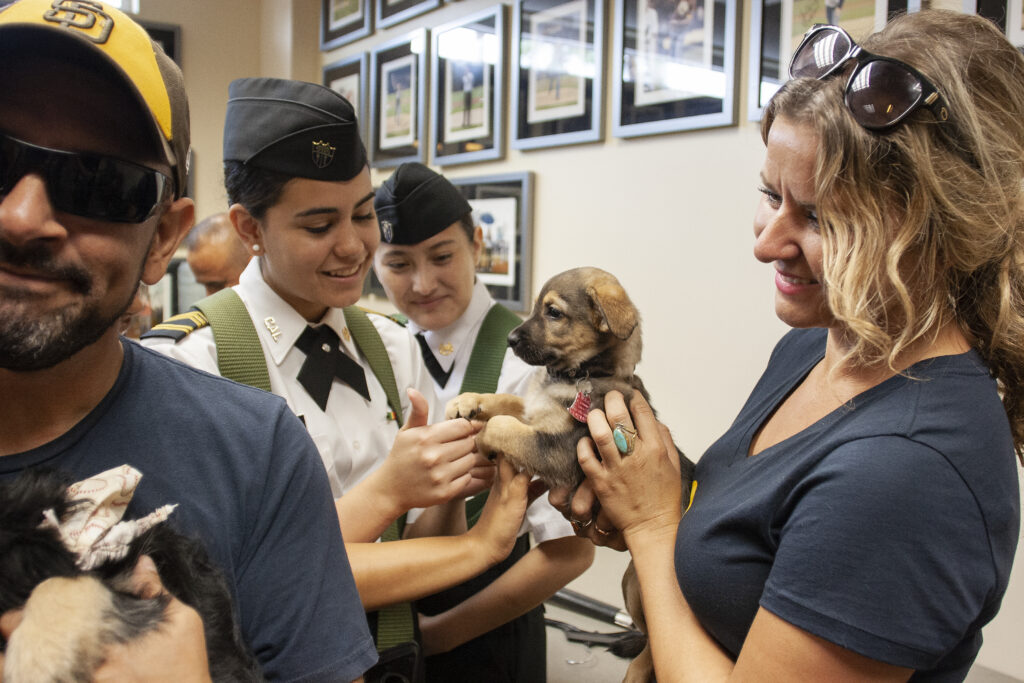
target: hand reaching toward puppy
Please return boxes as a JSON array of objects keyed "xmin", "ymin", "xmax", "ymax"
[
  {"xmin": 339, "ymin": 388, "xmax": 496, "ymax": 541},
  {"xmin": 467, "ymin": 456, "xmax": 534, "ymax": 566},
  {"xmin": 383, "ymin": 389, "xmax": 496, "ymax": 507}
]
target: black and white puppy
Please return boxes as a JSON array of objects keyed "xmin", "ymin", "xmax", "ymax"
[{"xmin": 0, "ymin": 468, "xmax": 262, "ymax": 682}]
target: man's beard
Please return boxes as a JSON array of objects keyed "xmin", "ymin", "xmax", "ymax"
[{"xmin": 0, "ymin": 238, "xmax": 141, "ymax": 372}]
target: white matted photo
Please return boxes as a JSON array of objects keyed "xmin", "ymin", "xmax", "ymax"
[
  {"xmin": 329, "ymin": 0, "xmax": 362, "ymax": 30},
  {"xmin": 330, "ymin": 72, "xmax": 360, "ymax": 113},
  {"xmin": 380, "ymin": 55, "xmax": 416, "ymax": 149},
  {"xmin": 444, "ymin": 60, "xmax": 491, "ymax": 143},
  {"xmin": 471, "ymin": 197, "xmax": 518, "ymax": 288},
  {"xmin": 1009, "ymin": 0, "xmax": 1024, "ymax": 47},
  {"xmin": 634, "ymin": 0, "xmax": 715, "ymax": 107},
  {"xmin": 526, "ymin": 0, "xmax": 587, "ymax": 124}
]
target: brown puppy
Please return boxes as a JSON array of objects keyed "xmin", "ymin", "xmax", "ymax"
[
  {"xmin": 446, "ymin": 267, "xmax": 645, "ymax": 487},
  {"xmin": 445, "ymin": 266, "xmax": 692, "ymax": 683}
]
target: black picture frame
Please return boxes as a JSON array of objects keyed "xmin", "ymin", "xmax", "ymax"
[
  {"xmin": 370, "ymin": 29, "xmax": 429, "ymax": 168},
  {"xmin": 378, "ymin": 0, "xmax": 442, "ymax": 29},
  {"xmin": 611, "ymin": 0, "xmax": 738, "ymax": 137},
  {"xmin": 431, "ymin": 5, "xmax": 506, "ymax": 166},
  {"xmin": 748, "ymin": 0, "xmax": 901, "ymax": 121},
  {"xmin": 139, "ymin": 19, "xmax": 181, "ymax": 66},
  {"xmin": 510, "ymin": 0, "xmax": 605, "ymax": 150},
  {"xmin": 450, "ymin": 172, "xmax": 534, "ymax": 312},
  {"xmin": 323, "ymin": 53, "xmax": 369, "ymax": 147},
  {"xmin": 968, "ymin": 0, "xmax": 1024, "ymax": 45},
  {"xmin": 321, "ymin": 0, "xmax": 372, "ymax": 51}
]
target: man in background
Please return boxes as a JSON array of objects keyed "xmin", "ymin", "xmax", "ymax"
[{"xmin": 185, "ymin": 212, "xmax": 251, "ymax": 295}]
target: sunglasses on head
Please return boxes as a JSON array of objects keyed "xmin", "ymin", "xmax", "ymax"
[
  {"xmin": 0, "ymin": 132, "xmax": 173, "ymax": 224},
  {"xmin": 789, "ymin": 25, "xmax": 951, "ymax": 131}
]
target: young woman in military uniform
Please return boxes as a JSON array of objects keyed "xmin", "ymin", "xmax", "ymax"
[
  {"xmin": 142, "ymin": 78, "xmax": 530, "ymax": 678},
  {"xmin": 373, "ymin": 163, "xmax": 595, "ymax": 683}
]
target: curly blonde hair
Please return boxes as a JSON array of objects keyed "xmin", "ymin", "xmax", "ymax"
[{"xmin": 762, "ymin": 10, "xmax": 1024, "ymax": 459}]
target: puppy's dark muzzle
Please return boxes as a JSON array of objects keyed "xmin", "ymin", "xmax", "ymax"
[
  {"xmin": 507, "ymin": 326, "xmax": 524, "ymax": 352},
  {"xmin": 507, "ymin": 325, "xmax": 547, "ymax": 366}
]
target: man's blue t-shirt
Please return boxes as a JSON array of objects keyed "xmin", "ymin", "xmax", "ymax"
[
  {"xmin": 0, "ymin": 340, "xmax": 378, "ymax": 682},
  {"xmin": 677, "ymin": 328, "xmax": 1020, "ymax": 680}
]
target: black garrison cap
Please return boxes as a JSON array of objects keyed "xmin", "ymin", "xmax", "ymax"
[
  {"xmin": 223, "ymin": 77, "xmax": 366, "ymax": 181},
  {"xmin": 374, "ymin": 163, "xmax": 472, "ymax": 244}
]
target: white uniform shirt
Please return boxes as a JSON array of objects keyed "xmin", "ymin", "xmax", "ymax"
[
  {"xmin": 142, "ymin": 258, "xmax": 440, "ymax": 498},
  {"xmin": 408, "ymin": 280, "xmax": 575, "ymax": 544}
]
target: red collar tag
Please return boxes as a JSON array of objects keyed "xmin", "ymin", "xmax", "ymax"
[{"xmin": 568, "ymin": 391, "xmax": 591, "ymax": 423}]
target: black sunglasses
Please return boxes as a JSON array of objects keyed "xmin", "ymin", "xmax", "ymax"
[
  {"xmin": 0, "ymin": 132, "xmax": 173, "ymax": 224},
  {"xmin": 789, "ymin": 25, "xmax": 951, "ymax": 131}
]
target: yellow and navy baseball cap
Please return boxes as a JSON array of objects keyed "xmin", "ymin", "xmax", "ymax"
[
  {"xmin": 0, "ymin": 0, "xmax": 191, "ymax": 198},
  {"xmin": 223, "ymin": 77, "xmax": 367, "ymax": 182},
  {"xmin": 374, "ymin": 163, "xmax": 471, "ymax": 245}
]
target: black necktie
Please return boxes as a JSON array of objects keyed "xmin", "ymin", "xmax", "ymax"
[
  {"xmin": 415, "ymin": 333, "xmax": 453, "ymax": 388},
  {"xmin": 294, "ymin": 325, "xmax": 370, "ymax": 409}
]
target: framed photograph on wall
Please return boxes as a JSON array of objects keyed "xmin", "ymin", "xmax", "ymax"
[
  {"xmin": 321, "ymin": 0, "xmax": 372, "ymax": 50},
  {"xmin": 378, "ymin": 0, "xmax": 441, "ymax": 29},
  {"xmin": 748, "ymin": 0, "xmax": 899, "ymax": 121},
  {"xmin": 510, "ymin": 0, "xmax": 605, "ymax": 150},
  {"xmin": 611, "ymin": 0, "xmax": 738, "ymax": 137},
  {"xmin": 450, "ymin": 172, "xmax": 534, "ymax": 312},
  {"xmin": 323, "ymin": 53, "xmax": 368, "ymax": 146},
  {"xmin": 431, "ymin": 5, "xmax": 506, "ymax": 165},
  {"xmin": 370, "ymin": 30, "xmax": 429, "ymax": 168}
]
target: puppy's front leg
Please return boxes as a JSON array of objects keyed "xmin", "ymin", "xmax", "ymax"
[
  {"xmin": 475, "ymin": 416, "xmax": 536, "ymax": 467},
  {"xmin": 445, "ymin": 393, "xmax": 525, "ymax": 421}
]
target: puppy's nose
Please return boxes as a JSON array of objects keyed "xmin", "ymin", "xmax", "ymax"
[{"xmin": 507, "ymin": 327, "xmax": 522, "ymax": 350}]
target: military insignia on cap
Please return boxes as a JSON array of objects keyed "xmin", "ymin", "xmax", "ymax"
[
  {"xmin": 311, "ymin": 140, "xmax": 336, "ymax": 169},
  {"xmin": 44, "ymin": 1, "xmax": 115, "ymax": 43},
  {"xmin": 381, "ymin": 220, "xmax": 394, "ymax": 243}
]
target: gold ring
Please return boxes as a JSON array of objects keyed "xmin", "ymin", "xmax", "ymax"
[
  {"xmin": 613, "ymin": 423, "xmax": 637, "ymax": 455},
  {"xmin": 594, "ymin": 525, "xmax": 614, "ymax": 537},
  {"xmin": 570, "ymin": 518, "xmax": 593, "ymax": 533}
]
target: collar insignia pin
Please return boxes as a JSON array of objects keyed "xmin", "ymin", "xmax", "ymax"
[
  {"xmin": 342, "ymin": 327, "xmax": 351, "ymax": 342},
  {"xmin": 264, "ymin": 317, "xmax": 281, "ymax": 342},
  {"xmin": 439, "ymin": 342, "xmax": 454, "ymax": 356}
]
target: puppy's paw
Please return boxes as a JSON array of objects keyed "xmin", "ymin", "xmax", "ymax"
[
  {"xmin": 445, "ymin": 393, "xmax": 486, "ymax": 420},
  {"xmin": 475, "ymin": 430, "xmax": 501, "ymax": 461}
]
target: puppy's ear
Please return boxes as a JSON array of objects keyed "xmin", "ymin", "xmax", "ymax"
[{"xmin": 587, "ymin": 280, "xmax": 638, "ymax": 340}]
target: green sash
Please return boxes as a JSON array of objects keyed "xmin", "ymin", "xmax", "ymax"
[
  {"xmin": 460, "ymin": 304, "xmax": 523, "ymax": 528},
  {"xmin": 341, "ymin": 307, "xmax": 413, "ymax": 651},
  {"xmin": 193, "ymin": 289, "xmax": 272, "ymax": 392}
]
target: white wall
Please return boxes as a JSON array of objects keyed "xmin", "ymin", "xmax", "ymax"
[{"xmin": 137, "ymin": 0, "xmax": 1023, "ymax": 677}]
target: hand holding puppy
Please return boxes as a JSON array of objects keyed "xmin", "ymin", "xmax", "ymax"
[{"xmin": 577, "ymin": 391, "xmax": 684, "ymax": 548}]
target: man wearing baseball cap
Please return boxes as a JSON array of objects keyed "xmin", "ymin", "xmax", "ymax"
[{"xmin": 0, "ymin": 1, "xmax": 376, "ymax": 680}]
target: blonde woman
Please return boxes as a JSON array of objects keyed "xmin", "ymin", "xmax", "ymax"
[{"xmin": 563, "ymin": 11, "xmax": 1024, "ymax": 681}]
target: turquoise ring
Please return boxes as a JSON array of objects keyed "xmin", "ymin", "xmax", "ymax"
[{"xmin": 613, "ymin": 423, "xmax": 637, "ymax": 455}]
